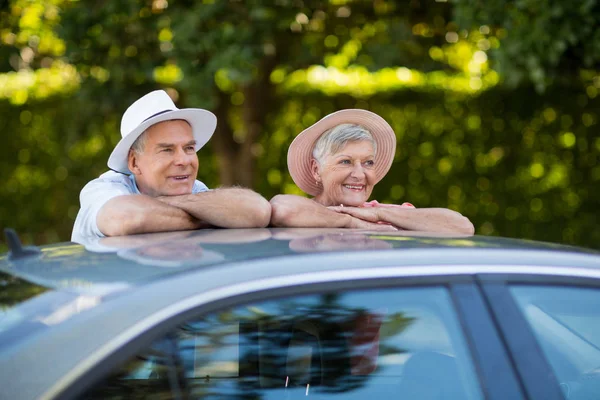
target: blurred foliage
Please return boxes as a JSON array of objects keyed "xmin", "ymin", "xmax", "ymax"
[
  {"xmin": 453, "ymin": 0, "xmax": 600, "ymax": 92},
  {"xmin": 0, "ymin": 270, "xmax": 47, "ymax": 309},
  {"xmin": 0, "ymin": 0, "xmax": 599, "ymax": 250}
]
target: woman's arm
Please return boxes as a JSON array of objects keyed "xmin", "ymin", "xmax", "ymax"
[
  {"xmin": 270, "ymin": 195, "xmax": 396, "ymax": 230},
  {"xmin": 330, "ymin": 206, "xmax": 475, "ymax": 235}
]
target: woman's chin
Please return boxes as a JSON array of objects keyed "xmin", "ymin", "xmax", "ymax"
[{"xmin": 335, "ymin": 195, "xmax": 367, "ymax": 207}]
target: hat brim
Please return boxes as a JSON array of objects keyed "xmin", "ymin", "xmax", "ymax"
[
  {"xmin": 287, "ymin": 109, "xmax": 396, "ymax": 196},
  {"xmin": 108, "ymin": 108, "xmax": 217, "ymax": 174}
]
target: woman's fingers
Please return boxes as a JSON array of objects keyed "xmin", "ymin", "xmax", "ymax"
[
  {"xmin": 334, "ymin": 207, "xmax": 379, "ymax": 222},
  {"xmin": 352, "ymin": 218, "xmax": 398, "ymax": 231}
]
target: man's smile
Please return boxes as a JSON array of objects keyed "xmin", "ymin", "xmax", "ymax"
[{"xmin": 169, "ymin": 175, "xmax": 191, "ymax": 182}]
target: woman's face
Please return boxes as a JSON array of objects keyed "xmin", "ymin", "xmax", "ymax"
[{"xmin": 312, "ymin": 140, "xmax": 377, "ymax": 206}]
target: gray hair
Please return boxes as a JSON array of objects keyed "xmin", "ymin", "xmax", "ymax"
[
  {"xmin": 312, "ymin": 123, "xmax": 377, "ymax": 164},
  {"xmin": 130, "ymin": 119, "xmax": 192, "ymax": 154},
  {"xmin": 130, "ymin": 130, "xmax": 149, "ymax": 154}
]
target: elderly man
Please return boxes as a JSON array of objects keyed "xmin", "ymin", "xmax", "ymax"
[{"xmin": 72, "ymin": 90, "xmax": 271, "ymax": 243}]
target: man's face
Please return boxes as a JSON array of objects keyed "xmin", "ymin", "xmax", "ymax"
[{"xmin": 128, "ymin": 120, "xmax": 198, "ymax": 197}]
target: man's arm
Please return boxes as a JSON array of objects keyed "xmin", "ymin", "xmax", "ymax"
[
  {"xmin": 270, "ymin": 195, "xmax": 396, "ymax": 230},
  {"xmin": 157, "ymin": 188, "xmax": 272, "ymax": 228},
  {"xmin": 97, "ymin": 194, "xmax": 208, "ymax": 237},
  {"xmin": 330, "ymin": 206, "xmax": 475, "ymax": 235}
]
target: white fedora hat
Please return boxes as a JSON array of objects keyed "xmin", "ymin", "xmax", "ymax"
[
  {"xmin": 287, "ymin": 109, "xmax": 396, "ymax": 196},
  {"xmin": 108, "ymin": 90, "xmax": 217, "ymax": 174}
]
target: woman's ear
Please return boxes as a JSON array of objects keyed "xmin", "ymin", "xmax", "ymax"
[
  {"xmin": 310, "ymin": 158, "xmax": 321, "ymax": 183},
  {"xmin": 128, "ymin": 150, "xmax": 141, "ymax": 175}
]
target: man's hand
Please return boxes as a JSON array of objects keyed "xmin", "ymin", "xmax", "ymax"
[
  {"xmin": 156, "ymin": 189, "xmax": 271, "ymax": 228},
  {"xmin": 97, "ymin": 194, "xmax": 207, "ymax": 237},
  {"xmin": 155, "ymin": 195, "xmax": 213, "ymax": 229},
  {"xmin": 155, "ymin": 195, "xmax": 180, "ymax": 206}
]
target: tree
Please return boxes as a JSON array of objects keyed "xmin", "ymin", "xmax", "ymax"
[
  {"xmin": 2, "ymin": 0, "xmax": 600, "ymax": 249},
  {"xmin": 58, "ymin": 0, "xmax": 454, "ymax": 186},
  {"xmin": 453, "ymin": 0, "xmax": 600, "ymax": 91}
]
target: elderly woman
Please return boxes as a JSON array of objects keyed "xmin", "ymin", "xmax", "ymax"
[{"xmin": 270, "ymin": 109, "xmax": 475, "ymax": 234}]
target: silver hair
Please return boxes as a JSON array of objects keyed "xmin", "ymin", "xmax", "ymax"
[
  {"xmin": 130, "ymin": 130, "xmax": 149, "ymax": 154},
  {"xmin": 312, "ymin": 123, "xmax": 377, "ymax": 165},
  {"xmin": 130, "ymin": 119, "xmax": 192, "ymax": 154}
]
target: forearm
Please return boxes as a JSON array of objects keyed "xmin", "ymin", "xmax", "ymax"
[
  {"xmin": 97, "ymin": 195, "xmax": 205, "ymax": 237},
  {"xmin": 270, "ymin": 195, "xmax": 353, "ymax": 228},
  {"xmin": 378, "ymin": 208, "xmax": 475, "ymax": 234},
  {"xmin": 161, "ymin": 188, "xmax": 271, "ymax": 228}
]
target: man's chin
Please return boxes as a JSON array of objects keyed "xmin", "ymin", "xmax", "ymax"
[{"xmin": 161, "ymin": 186, "xmax": 194, "ymax": 197}]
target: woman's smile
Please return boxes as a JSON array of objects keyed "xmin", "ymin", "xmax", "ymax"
[{"xmin": 342, "ymin": 184, "xmax": 366, "ymax": 193}]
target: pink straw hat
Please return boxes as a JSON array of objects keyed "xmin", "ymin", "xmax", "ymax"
[{"xmin": 287, "ymin": 109, "xmax": 396, "ymax": 196}]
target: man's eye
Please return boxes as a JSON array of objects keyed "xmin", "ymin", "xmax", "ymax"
[
  {"xmin": 161, "ymin": 148, "xmax": 172, "ymax": 153},
  {"xmin": 185, "ymin": 146, "xmax": 195, "ymax": 151},
  {"xmin": 340, "ymin": 159, "xmax": 351, "ymax": 164}
]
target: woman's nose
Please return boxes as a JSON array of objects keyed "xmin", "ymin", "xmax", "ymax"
[{"xmin": 350, "ymin": 162, "xmax": 366, "ymax": 178}]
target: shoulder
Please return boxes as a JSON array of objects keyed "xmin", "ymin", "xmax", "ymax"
[
  {"xmin": 192, "ymin": 179, "xmax": 209, "ymax": 193},
  {"xmin": 80, "ymin": 171, "xmax": 135, "ymax": 198},
  {"xmin": 83, "ymin": 170, "xmax": 133, "ymax": 186}
]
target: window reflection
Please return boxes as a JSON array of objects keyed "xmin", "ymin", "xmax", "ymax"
[
  {"xmin": 511, "ymin": 285, "xmax": 600, "ymax": 400},
  {"xmin": 86, "ymin": 287, "xmax": 482, "ymax": 399}
]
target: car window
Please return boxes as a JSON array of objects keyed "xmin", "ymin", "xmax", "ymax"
[
  {"xmin": 510, "ymin": 285, "xmax": 600, "ymax": 400},
  {"xmin": 84, "ymin": 286, "xmax": 483, "ymax": 399}
]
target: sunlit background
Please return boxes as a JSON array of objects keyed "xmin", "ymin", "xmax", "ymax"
[{"xmin": 1, "ymin": 0, "xmax": 599, "ymax": 249}]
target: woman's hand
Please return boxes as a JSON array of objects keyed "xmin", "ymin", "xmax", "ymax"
[
  {"xmin": 334, "ymin": 204, "xmax": 475, "ymax": 234},
  {"xmin": 347, "ymin": 217, "xmax": 398, "ymax": 231},
  {"xmin": 329, "ymin": 206, "xmax": 397, "ymax": 231},
  {"xmin": 329, "ymin": 206, "xmax": 381, "ymax": 223}
]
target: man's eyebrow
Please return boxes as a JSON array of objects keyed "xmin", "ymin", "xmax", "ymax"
[{"xmin": 156, "ymin": 140, "xmax": 196, "ymax": 148}]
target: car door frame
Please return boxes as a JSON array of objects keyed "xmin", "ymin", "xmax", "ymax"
[{"xmin": 477, "ymin": 272, "xmax": 600, "ymax": 400}]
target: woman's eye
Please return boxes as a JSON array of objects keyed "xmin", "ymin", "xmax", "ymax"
[
  {"xmin": 340, "ymin": 159, "xmax": 351, "ymax": 164},
  {"xmin": 365, "ymin": 160, "xmax": 375, "ymax": 166},
  {"xmin": 185, "ymin": 146, "xmax": 195, "ymax": 151}
]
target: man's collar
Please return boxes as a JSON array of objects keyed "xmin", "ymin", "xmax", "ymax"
[{"xmin": 129, "ymin": 174, "xmax": 142, "ymax": 194}]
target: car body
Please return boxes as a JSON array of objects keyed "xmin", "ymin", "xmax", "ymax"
[{"xmin": 1, "ymin": 228, "xmax": 600, "ymax": 400}]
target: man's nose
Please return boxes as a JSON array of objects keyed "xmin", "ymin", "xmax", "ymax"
[{"xmin": 173, "ymin": 148, "xmax": 192, "ymax": 165}]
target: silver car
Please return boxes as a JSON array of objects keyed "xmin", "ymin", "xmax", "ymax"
[{"xmin": 1, "ymin": 228, "xmax": 600, "ymax": 400}]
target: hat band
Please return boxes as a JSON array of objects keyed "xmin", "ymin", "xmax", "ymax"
[{"xmin": 142, "ymin": 109, "xmax": 174, "ymax": 122}]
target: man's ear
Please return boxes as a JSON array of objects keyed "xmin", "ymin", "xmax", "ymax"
[
  {"xmin": 128, "ymin": 149, "xmax": 141, "ymax": 175},
  {"xmin": 310, "ymin": 158, "xmax": 321, "ymax": 183}
]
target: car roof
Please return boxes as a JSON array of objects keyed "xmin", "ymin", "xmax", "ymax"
[
  {"xmin": 1, "ymin": 228, "xmax": 599, "ymax": 296},
  {"xmin": 1, "ymin": 228, "xmax": 600, "ymax": 400}
]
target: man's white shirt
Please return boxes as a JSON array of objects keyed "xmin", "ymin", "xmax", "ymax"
[{"xmin": 71, "ymin": 170, "xmax": 208, "ymax": 243}]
